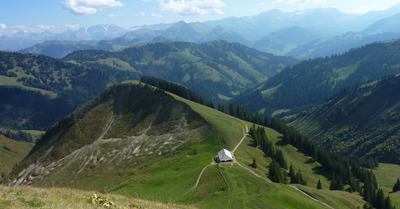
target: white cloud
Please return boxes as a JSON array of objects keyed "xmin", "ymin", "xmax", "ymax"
[
  {"xmin": 109, "ymin": 13, "xmax": 122, "ymax": 18},
  {"xmin": 270, "ymin": 0, "xmax": 326, "ymax": 9},
  {"xmin": 288, "ymin": 0, "xmax": 309, "ymax": 6},
  {"xmin": 151, "ymin": 13, "xmax": 163, "ymax": 17},
  {"xmin": 7, "ymin": 24, "xmax": 82, "ymax": 34},
  {"xmin": 12, "ymin": 25, "xmax": 33, "ymax": 33},
  {"xmin": 0, "ymin": 23, "xmax": 7, "ymax": 30},
  {"xmin": 65, "ymin": 24, "xmax": 81, "ymax": 30},
  {"xmin": 312, "ymin": 0, "xmax": 326, "ymax": 4},
  {"xmin": 212, "ymin": 8, "xmax": 223, "ymax": 15},
  {"xmin": 61, "ymin": 0, "xmax": 124, "ymax": 15},
  {"xmin": 135, "ymin": 12, "xmax": 146, "ymax": 16},
  {"xmin": 159, "ymin": 0, "xmax": 225, "ymax": 16},
  {"xmin": 38, "ymin": 24, "xmax": 57, "ymax": 30}
]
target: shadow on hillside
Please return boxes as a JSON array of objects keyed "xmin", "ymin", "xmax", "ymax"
[
  {"xmin": 305, "ymin": 158, "xmax": 316, "ymax": 164},
  {"xmin": 312, "ymin": 165, "xmax": 329, "ymax": 177},
  {"xmin": 275, "ymin": 139, "xmax": 286, "ymax": 147}
]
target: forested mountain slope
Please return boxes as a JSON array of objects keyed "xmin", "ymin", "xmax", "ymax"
[
  {"xmin": 292, "ymin": 75, "xmax": 400, "ymax": 164},
  {"xmin": 0, "ymin": 51, "xmax": 140, "ymax": 130},
  {"xmin": 233, "ymin": 39, "xmax": 400, "ymax": 118},
  {"xmin": 63, "ymin": 40, "xmax": 297, "ymax": 103}
]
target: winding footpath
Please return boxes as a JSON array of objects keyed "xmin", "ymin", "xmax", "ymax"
[{"xmin": 188, "ymin": 118, "xmax": 334, "ymax": 209}]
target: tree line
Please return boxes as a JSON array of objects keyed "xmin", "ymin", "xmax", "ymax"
[
  {"xmin": 249, "ymin": 124, "xmax": 306, "ymax": 185},
  {"xmin": 216, "ymin": 102, "xmax": 393, "ymax": 209},
  {"xmin": 140, "ymin": 76, "xmax": 215, "ymax": 108},
  {"xmin": 270, "ymin": 119, "xmax": 393, "ymax": 209}
]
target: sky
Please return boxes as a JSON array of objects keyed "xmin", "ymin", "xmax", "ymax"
[{"xmin": 0, "ymin": 0, "xmax": 399, "ymax": 34}]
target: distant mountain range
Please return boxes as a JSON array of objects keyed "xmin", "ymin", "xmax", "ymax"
[
  {"xmin": 0, "ymin": 24, "xmax": 129, "ymax": 51},
  {"xmin": 288, "ymin": 13, "xmax": 400, "ymax": 59},
  {"xmin": 19, "ymin": 21, "xmax": 251, "ymax": 58},
  {"xmin": 2, "ymin": 4, "xmax": 400, "ymax": 60}
]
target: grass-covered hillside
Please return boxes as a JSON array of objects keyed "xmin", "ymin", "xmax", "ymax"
[
  {"xmin": 0, "ymin": 51, "xmax": 140, "ymax": 131},
  {"xmin": 374, "ymin": 163, "xmax": 400, "ymax": 208},
  {"xmin": 3, "ymin": 80, "xmax": 378, "ymax": 208},
  {"xmin": 234, "ymin": 38, "xmax": 400, "ymax": 118},
  {"xmin": 0, "ymin": 135, "xmax": 32, "ymax": 177},
  {"xmin": 63, "ymin": 40, "xmax": 297, "ymax": 103},
  {"xmin": 292, "ymin": 75, "xmax": 400, "ymax": 164},
  {"xmin": 0, "ymin": 186, "xmax": 190, "ymax": 209}
]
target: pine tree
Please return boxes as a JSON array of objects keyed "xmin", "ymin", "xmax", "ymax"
[
  {"xmin": 289, "ymin": 165, "xmax": 295, "ymax": 178},
  {"xmin": 251, "ymin": 157, "xmax": 257, "ymax": 169},
  {"xmin": 376, "ymin": 189, "xmax": 384, "ymax": 209},
  {"xmin": 383, "ymin": 196, "xmax": 393, "ymax": 209},
  {"xmin": 317, "ymin": 180, "xmax": 322, "ymax": 189},
  {"xmin": 392, "ymin": 178, "xmax": 400, "ymax": 193},
  {"xmin": 269, "ymin": 160, "xmax": 284, "ymax": 183}
]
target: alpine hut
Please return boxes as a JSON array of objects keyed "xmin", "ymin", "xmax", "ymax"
[{"xmin": 217, "ymin": 149, "xmax": 233, "ymax": 162}]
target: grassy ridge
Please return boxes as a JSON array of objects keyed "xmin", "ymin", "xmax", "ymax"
[
  {"xmin": 171, "ymin": 93, "xmax": 244, "ymax": 150},
  {"xmin": 172, "ymin": 92, "xmax": 365, "ymax": 208}
]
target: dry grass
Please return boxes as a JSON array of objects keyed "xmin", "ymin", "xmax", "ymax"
[{"xmin": 0, "ymin": 186, "xmax": 195, "ymax": 209}]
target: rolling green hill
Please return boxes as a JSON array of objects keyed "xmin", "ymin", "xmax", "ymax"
[
  {"xmin": 4, "ymin": 80, "xmax": 384, "ymax": 208},
  {"xmin": 63, "ymin": 40, "xmax": 298, "ymax": 103},
  {"xmin": 234, "ymin": 38, "xmax": 400, "ymax": 118},
  {"xmin": 292, "ymin": 75, "xmax": 400, "ymax": 164}
]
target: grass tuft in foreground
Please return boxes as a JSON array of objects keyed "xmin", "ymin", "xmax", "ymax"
[{"xmin": 0, "ymin": 186, "xmax": 193, "ymax": 209}]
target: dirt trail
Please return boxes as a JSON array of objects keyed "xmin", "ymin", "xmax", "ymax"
[
  {"xmin": 290, "ymin": 185, "xmax": 335, "ymax": 209},
  {"xmin": 187, "ymin": 118, "xmax": 335, "ymax": 209}
]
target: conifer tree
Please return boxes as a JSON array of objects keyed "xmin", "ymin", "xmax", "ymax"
[
  {"xmin": 269, "ymin": 160, "xmax": 284, "ymax": 183},
  {"xmin": 251, "ymin": 157, "xmax": 257, "ymax": 169},
  {"xmin": 383, "ymin": 196, "xmax": 393, "ymax": 209},
  {"xmin": 376, "ymin": 189, "xmax": 384, "ymax": 209},
  {"xmin": 289, "ymin": 165, "xmax": 295, "ymax": 178},
  {"xmin": 317, "ymin": 180, "xmax": 322, "ymax": 189},
  {"xmin": 392, "ymin": 178, "xmax": 400, "ymax": 193}
]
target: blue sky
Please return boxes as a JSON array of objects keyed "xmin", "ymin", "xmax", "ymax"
[{"xmin": 0, "ymin": 0, "xmax": 399, "ymax": 34}]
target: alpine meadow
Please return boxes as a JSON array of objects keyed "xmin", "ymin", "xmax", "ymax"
[{"xmin": 1, "ymin": 1, "xmax": 400, "ymax": 209}]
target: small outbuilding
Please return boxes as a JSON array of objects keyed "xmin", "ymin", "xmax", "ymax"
[{"xmin": 217, "ymin": 149, "xmax": 233, "ymax": 162}]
